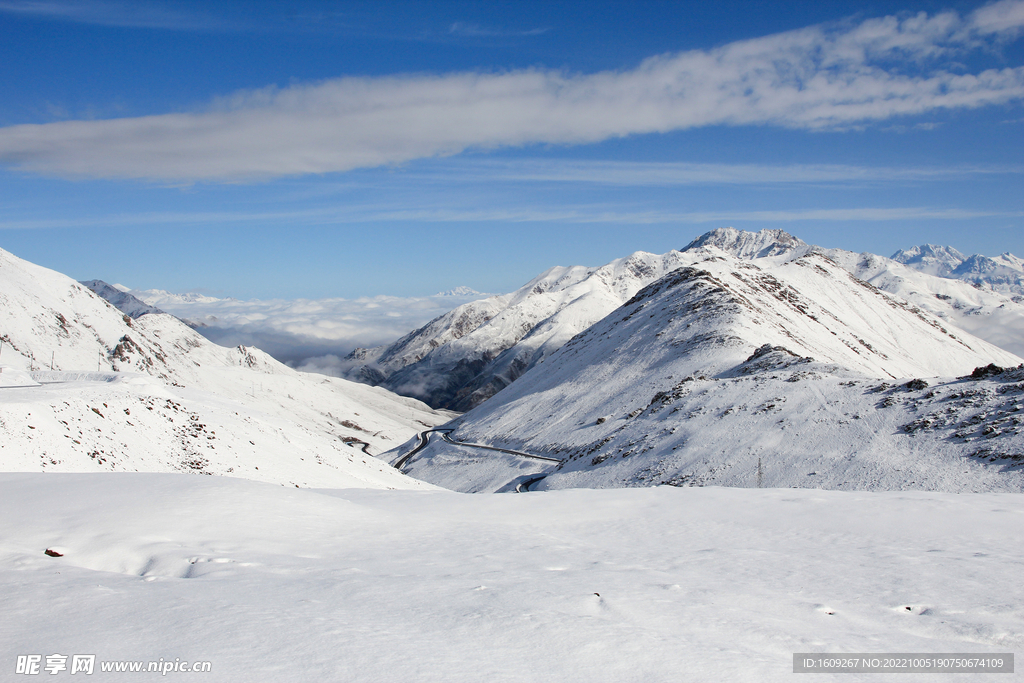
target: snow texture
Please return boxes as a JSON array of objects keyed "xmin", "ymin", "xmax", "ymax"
[
  {"xmin": 892, "ymin": 244, "xmax": 1024, "ymax": 296},
  {"xmin": 1, "ymin": 474, "xmax": 1021, "ymax": 682}
]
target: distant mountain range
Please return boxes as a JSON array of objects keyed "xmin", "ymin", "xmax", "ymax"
[
  {"xmin": 891, "ymin": 244, "xmax": 1024, "ymax": 295},
  {"xmin": 344, "ymin": 228, "xmax": 1024, "ymax": 411}
]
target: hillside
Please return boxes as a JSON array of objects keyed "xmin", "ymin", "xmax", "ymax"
[
  {"xmin": 0, "ymin": 247, "xmax": 448, "ymax": 488},
  {"xmin": 348, "ymin": 251, "xmax": 701, "ymax": 410},
  {"xmin": 396, "ymin": 249, "xmax": 1024, "ymax": 493}
]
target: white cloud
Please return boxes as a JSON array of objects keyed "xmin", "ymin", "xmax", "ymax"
[
  {"xmin": 142, "ymin": 290, "xmax": 490, "ymax": 370},
  {"xmin": 447, "ymin": 22, "xmax": 550, "ymax": 38},
  {"xmin": 971, "ymin": 0, "xmax": 1024, "ymax": 35},
  {"xmin": 1, "ymin": 2, "xmax": 1023, "ymax": 182}
]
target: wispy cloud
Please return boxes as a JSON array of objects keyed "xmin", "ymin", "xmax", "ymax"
[
  {"xmin": 1, "ymin": 203, "xmax": 1017, "ymax": 232},
  {"xmin": 447, "ymin": 22, "xmax": 550, "ymax": 38},
  {"xmin": 0, "ymin": 0, "xmax": 225, "ymax": 30},
  {"xmin": 0, "ymin": 2, "xmax": 1022, "ymax": 182},
  {"xmin": 427, "ymin": 159, "xmax": 1024, "ymax": 186}
]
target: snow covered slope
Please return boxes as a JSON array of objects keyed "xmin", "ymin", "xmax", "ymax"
[
  {"xmin": 398, "ymin": 249, "xmax": 1023, "ymax": 493},
  {"xmin": 351, "ymin": 251, "xmax": 704, "ymax": 410},
  {"xmin": 0, "ymin": 247, "xmax": 447, "ymax": 488}
]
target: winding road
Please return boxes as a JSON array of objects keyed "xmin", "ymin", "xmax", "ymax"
[
  {"xmin": 393, "ymin": 428, "xmax": 562, "ymax": 491},
  {"xmin": 344, "ymin": 440, "xmax": 375, "ymax": 456}
]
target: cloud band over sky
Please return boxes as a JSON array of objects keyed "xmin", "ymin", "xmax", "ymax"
[{"xmin": 1, "ymin": 1, "xmax": 1024, "ymax": 182}]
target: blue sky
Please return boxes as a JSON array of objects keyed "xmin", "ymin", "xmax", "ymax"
[{"xmin": 0, "ymin": 0, "xmax": 1022, "ymax": 299}]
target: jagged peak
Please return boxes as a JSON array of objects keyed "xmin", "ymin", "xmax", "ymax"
[
  {"xmin": 682, "ymin": 228, "xmax": 807, "ymax": 259},
  {"xmin": 434, "ymin": 286, "xmax": 483, "ymax": 297},
  {"xmin": 890, "ymin": 244, "xmax": 966, "ymax": 265}
]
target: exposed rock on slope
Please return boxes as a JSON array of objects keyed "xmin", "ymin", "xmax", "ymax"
[
  {"xmin": 682, "ymin": 228, "xmax": 1024, "ymax": 358},
  {"xmin": 348, "ymin": 251, "xmax": 700, "ymax": 410},
  {"xmin": 681, "ymin": 227, "xmax": 807, "ymax": 258}
]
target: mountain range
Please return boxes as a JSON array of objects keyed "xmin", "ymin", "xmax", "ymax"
[
  {"xmin": 344, "ymin": 229, "xmax": 1024, "ymax": 411},
  {"xmin": 892, "ymin": 244, "xmax": 1024, "ymax": 295},
  {"xmin": 6, "ymin": 231, "xmax": 1024, "ymax": 496},
  {"xmin": 387, "ymin": 235, "xmax": 1024, "ymax": 494}
]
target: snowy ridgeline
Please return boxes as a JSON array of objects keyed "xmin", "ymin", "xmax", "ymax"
[
  {"xmin": 398, "ymin": 250, "xmax": 1024, "ymax": 493},
  {"xmin": 344, "ymin": 229, "xmax": 1024, "ymax": 412},
  {"xmin": 0, "ymin": 246, "xmax": 450, "ymax": 487},
  {"xmin": 2, "ymin": 473, "xmax": 1021, "ymax": 683}
]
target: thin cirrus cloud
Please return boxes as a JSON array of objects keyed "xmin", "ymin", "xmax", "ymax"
[
  {"xmin": 0, "ymin": 2, "xmax": 1023, "ymax": 183},
  {"xmin": 446, "ymin": 22, "xmax": 550, "ymax": 38},
  {"xmin": 0, "ymin": 0, "xmax": 225, "ymax": 30},
  {"xmin": 0, "ymin": 202, "xmax": 1017, "ymax": 232},
  {"xmin": 428, "ymin": 159, "xmax": 1024, "ymax": 186}
]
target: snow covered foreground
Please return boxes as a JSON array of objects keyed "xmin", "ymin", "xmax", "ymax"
[{"xmin": 2, "ymin": 474, "xmax": 1021, "ymax": 683}]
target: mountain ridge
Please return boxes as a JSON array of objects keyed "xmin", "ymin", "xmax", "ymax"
[{"xmin": 347, "ymin": 229, "xmax": 1024, "ymax": 409}]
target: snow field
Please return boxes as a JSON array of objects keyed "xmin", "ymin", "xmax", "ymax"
[{"xmin": 1, "ymin": 474, "xmax": 1021, "ymax": 682}]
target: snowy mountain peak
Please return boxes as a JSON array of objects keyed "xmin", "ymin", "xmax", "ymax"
[
  {"xmin": 80, "ymin": 279, "xmax": 165, "ymax": 319},
  {"xmin": 131, "ymin": 289, "xmax": 224, "ymax": 306},
  {"xmin": 892, "ymin": 244, "xmax": 1024, "ymax": 294},
  {"xmin": 435, "ymin": 286, "xmax": 483, "ymax": 297},
  {"xmin": 890, "ymin": 244, "xmax": 966, "ymax": 277},
  {"xmin": 682, "ymin": 228, "xmax": 807, "ymax": 259}
]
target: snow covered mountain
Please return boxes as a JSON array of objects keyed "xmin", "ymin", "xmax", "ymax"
[
  {"xmin": 0, "ymin": 247, "xmax": 449, "ymax": 488},
  {"xmin": 395, "ymin": 248, "xmax": 1023, "ymax": 493},
  {"xmin": 129, "ymin": 287, "xmax": 224, "ymax": 306},
  {"xmin": 348, "ymin": 229, "xmax": 1024, "ymax": 409},
  {"xmin": 892, "ymin": 244, "xmax": 1024, "ymax": 295},
  {"xmin": 348, "ymin": 251, "xmax": 706, "ymax": 410},
  {"xmin": 79, "ymin": 279, "xmax": 165, "ymax": 318},
  {"xmin": 689, "ymin": 228, "xmax": 1024, "ymax": 357},
  {"xmin": 435, "ymin": 286, "xmax": 483, "ymax": 297},
  {"xmin": 681, "ymin": 227, "xmax": 808, "ymax": 258}
]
